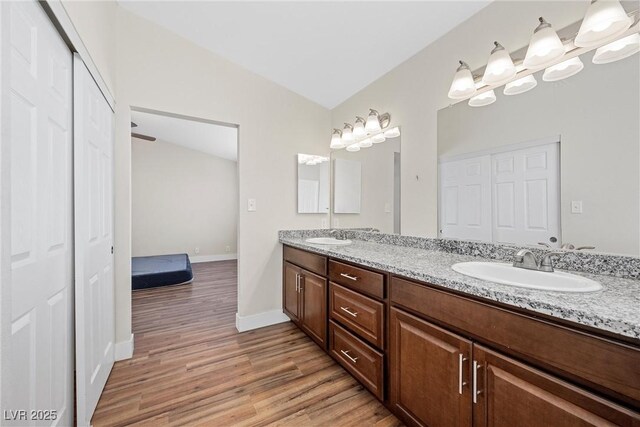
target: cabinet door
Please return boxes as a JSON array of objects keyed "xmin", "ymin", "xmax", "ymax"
[
  {"xmin": 473, "ymin": 344, "xmax": 640, "ymax": 427},
  {"xmin": 283, "ymin": 262, "xmax": 300, "ymax": 322},
  {"xmin": 301, "ymin": 271, "xmax": 327, "ymax": 348},
  {"xmin": 390, "ymin": 308, "xmax": 472, "ymax": 427}
]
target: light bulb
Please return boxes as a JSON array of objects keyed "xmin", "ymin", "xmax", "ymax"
[
  {"xmin": 342, "ymin": 123, "xmax": 354, "ymax": 142},
  {"xmin": 353, "ymin": 116, "xmax": 366, "ymax": 138},
  {"xmin": 543, "ymin": 56, "xmax": 584, "ymax": 82},
  {"xmin": 365, "ymin": 109, "xmax": 382, "ymax": 133},
  {"xmin": 575, "ymin": 0, "xmax": 633, "ymax": 47},
  {"xmin": 523, "ymin": 17, "xmax": 566, "ymax": 69},
  {"xmin": 503, "ymin": 74, "xmax": 538, "ymax": 96},
  {"xmin": 448, "ymin": 60, "xmax": 477, "ymax": 99},
  {"xmin": 592, "ymin": 33, "xmax": 640, "ymax": 64},
  {"xmin": 468, "ymin": 90, "xmax": 496, "ymax": 107},
  {"xmin": 346, "ymin": 143, "xmax": 361, "ymax": 152},
  {"xmin": 330, "ymin": 129, "xmax": 345, "ymax": 149},
  {"xmin": 371, "ymin": 134, "xmax": 386, "ymax": 144},
  {"xmin": 482, "ymin": 42, "xmax": 517, "ymax": 86},
  {"xmin": 359, "ymin": 138, "xmax": 373, "ymax": 148},
  {"xmin": 383, "ymin": 127, "xmax": 401, "ymax": 138}
]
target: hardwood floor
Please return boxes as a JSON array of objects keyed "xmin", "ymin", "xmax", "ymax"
[{"xmin": 92, "ymin": 261, "xmax": 401, "ymax": 426}]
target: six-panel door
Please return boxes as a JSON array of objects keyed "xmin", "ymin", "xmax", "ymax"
[{"xmin": 390, "ymin": 307, "xmax": 473, "ymax": 427}]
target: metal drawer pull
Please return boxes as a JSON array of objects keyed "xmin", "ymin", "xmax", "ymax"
[
  {"xmin": 340, "ymin": 349, "xmax": 358, "ymax": 363},
  {"xmin": 340, "ymin": 273, "xmax": 359, "ymax": 281},
  {"xmin": 458, "ymin": 353, "xmax": 468, "ymax": 395},
  {"xmin": 473, "ymin": 360, "xmax": 482, "ymax": 404},
  {"xmin": 340, "ymin": 306, "xmax": 358, "ymax": 317},
  {"xmin": 295, "ymin": 274, "xmax": 300, "ymax": 292}
]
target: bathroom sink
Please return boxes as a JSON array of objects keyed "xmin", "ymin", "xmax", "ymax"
[
  {"xmin": 451, "ymin": 262, "xmax": 602, "ymax": 293},
  {"xmin": 305, "ymin": 237, "xmax": 352, "ymax": 246}
]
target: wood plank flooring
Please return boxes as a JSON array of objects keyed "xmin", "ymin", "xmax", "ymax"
[{"xmin": 92, "ymin": 261, "xmax": 401, "ymax": 426}]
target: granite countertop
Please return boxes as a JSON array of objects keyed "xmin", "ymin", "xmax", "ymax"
[{"xmin": 280, "ymin": 235, "xmax": 640, "ymax": 341}]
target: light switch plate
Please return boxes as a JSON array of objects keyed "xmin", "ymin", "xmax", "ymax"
[
  {"xmin": 248, "ymin": 198, "xmax": 256, "ymax": 212},
  {"xmin": 571, "ymin": 200, "xmax": 583, "ymax": 214}
]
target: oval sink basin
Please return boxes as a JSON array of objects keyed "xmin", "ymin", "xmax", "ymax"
[
  {"xmin": 451, "ymin": 262, "xmax": 602, "ymax": 293},
  {"xmin": 305, "ymin": 237, "xmax": 352, "ymax": 246}
]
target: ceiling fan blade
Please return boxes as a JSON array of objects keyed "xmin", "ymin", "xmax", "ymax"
[{"xmin": 131, "ymin": 132, "xmax": 156, "ymax": 142}]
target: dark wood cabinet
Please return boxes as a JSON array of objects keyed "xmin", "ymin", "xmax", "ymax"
[
  {"xmin": 283, "ymin": 262, "xmax": 301, "ymax": 322},
  {"xmin": 390, "ymin": 307, "xmax": 472, "ymax": 427},
  {"xmin": 473, "ymin": 344, "xmax": 640, "ymax": 427},
  {"xmin": 300, "ymin": 270, "xmax": 327, "ymax": 348}
]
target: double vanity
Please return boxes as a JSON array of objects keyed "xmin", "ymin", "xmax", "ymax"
[{"xmin": 280, "ymin": 230, "xmax": 640, "ymax": 426}]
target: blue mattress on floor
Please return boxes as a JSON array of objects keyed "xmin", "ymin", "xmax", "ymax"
[{"xmin": 132, "ymin": 254, "xmax": 193, "ymax": 290}]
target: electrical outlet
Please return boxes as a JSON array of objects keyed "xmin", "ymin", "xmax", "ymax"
[
  {"xmin": 248, "ymin": 198, "xmax": 257, "ymax": 211},
  {"xmin": 194, "ymin": 247, "xmax": 200, "ymax": 254},
  {"xmin": 571, "ymin": 201, "xmax": 583, "ymax": 214}
]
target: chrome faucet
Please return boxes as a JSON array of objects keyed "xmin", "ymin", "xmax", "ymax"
[
  {"xmin": 513, "ymin": 249, "xmax": 564, "ymax": 273},
  {"xmin": 538, "ymin": 242, "xmax": 595, "ymax": 251},
  {"xmin": 329, "ymin": 229, "xmax": 345, "ymax": 240}
]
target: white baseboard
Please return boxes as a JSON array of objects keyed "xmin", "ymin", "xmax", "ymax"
[
  {"xmin": 115, "ymin": 333, "xmax": 134, "ymax": 361},
  {"xmin": 235, "ymin": 310, "xmax": 290, "ymax": 332},
  {"xmin": 190, "ymin": 253, "xmax": 237, "ymax": 263}
]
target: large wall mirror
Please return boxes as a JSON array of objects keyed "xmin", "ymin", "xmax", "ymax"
[
  {"xmin": 438, "ymin": 51, "xmax": 639, "ymax": 256},
  {"xmin": 297, "ymin": 153, "xmax": 330, "ymax": 214}
]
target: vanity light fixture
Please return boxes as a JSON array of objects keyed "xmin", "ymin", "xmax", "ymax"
[
  {"xmin": 342, "ymin": 123, "xmax": 354, "ymax": 142},
  {"xmin": 346, "ymin": 143, "xmax": 361, "ymax": 152},
  {"xmin": 468, "ymin": 89, "xmax": 497, "ymax": 107},
  {"xmin": 543, "ymin": 56, "xmax": 585, "ymax": 81},
  {"xmin": 447, "ymin": 61, "xmax": 477, "ymax": 99},
  {"xmin": 298, "ymin": 154, "xmax": 329, "ymax": 165},
  {"xmin": 575, "ymin": 0, "xmax": 633, "ymax": 47},
  {"xmin": 330, "ymin": 129, "xmax": 345, "ymax": 149},
  {"xmin": 523, "ymin": 17, "xmax": 566, "ymax": 69},
  {"xmin": 371, "ymin": 134, "xmax": 386, "ymax": 144},
  {"xmin": 503, "ymin": 74, "xmax": 538, "ymax": 95},
  {"xmin": 482, "ymin": 42, "xmax": 517, "ymax": 85},
  {"xmin": 359, "ymin": 138, "xmax": 373, "ymax": 148},
  {"xmin": 353, "ymin": 116, "xmax": 367, "ymax": 138},
  {"xmin": 365, "ymin": 109, "xmax": 382, "ymax": 133},
  {"xmin": 383, "ymin": 127, "xmax": 401, "ymax": 138},
  {"xmin": 592, "ymin": 32, "xmax": 640, "ymax": 63}
]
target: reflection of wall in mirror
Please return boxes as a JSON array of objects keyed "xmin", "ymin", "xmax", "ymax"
[
  {"xmin": 298, "ymin": 162, "xmax": 330, "ymax": 213},
  {"xmin": 334, "ymin": 158, "xmax": 362, "ymax": 214},
  {"xmin": 438, "ymin": 54, "xmax": 639, "ymax": 256}
]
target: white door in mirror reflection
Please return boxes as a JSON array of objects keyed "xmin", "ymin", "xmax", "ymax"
[{"xmin": 440, "ymin": 142, "xmax": 560, "ymax": 248}]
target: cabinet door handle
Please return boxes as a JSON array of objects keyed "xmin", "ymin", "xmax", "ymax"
[
  {"xmin": 340, "ymin": 306, "xmax": 358, "ymax": 317},
  {"xmin": 340, "ymin": 273, "xmax": 359, "ymax": 281},
  {"xmin": 458, "ymin": 353, "xmax": 468, "ymax": 395},
  {"xmin": 340, "ymin": 349, "xmax": 358, "ymax": 363},
  {"xmin": 296, "ymin": 274, "xmax": 301, "ymax": 292},
  {"xmin": 473, "ymin": 360, "xmax": 483, "ymax": 404}
]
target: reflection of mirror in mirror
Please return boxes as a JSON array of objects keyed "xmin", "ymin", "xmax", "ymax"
[
  {"xmin": 297, "ymin": 153, "xmax": 330, "ymax": 214},
  {"xmin": 437, "ymin": 51, "xmax": 639, "ymax": 256},
  {"xmin": 331, "ymin": 137, "xmax": 401, "ymax": 234}
]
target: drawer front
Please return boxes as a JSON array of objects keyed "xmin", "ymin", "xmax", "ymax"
[
  {"xmin": 329, "ymin": 260, "xmax": 385, "ymax": 300},
  {"xmin": 330, "ymin": 283, "xmax": 384, "ymax": 348},
  {"xmin": 284, "ymin": 245, "xmax": 327, "ymax": 276},
  {"xmin": 391, "ymin": 276, "xmax": 640, "ymax": 408},
  {"xmin": 329, "ymin": 321, "xmax": 384, "ymax": 401}
]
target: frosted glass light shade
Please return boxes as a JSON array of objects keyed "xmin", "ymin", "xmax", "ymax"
[
  {"xmin": 468, "ymin": 90, "xmax": 496, "ymax": 107},
  {"xmin": 371, "ymin": 134, "xmax": 386, "ymax": 144},
  {"xmin": 543, "ymin": 56, "xmax": 584, "ymax": 81},
  {"xmin": 592, "ymin": 33, "xmax": 640, "ymax": 64},
  {"xmin": 365, "ymin": 109, "xmax": 382, "ymax": 133},
  {"xmin": 503, "ymin": 75, "xmax": 538, "ymax": 95},
  {"xmin": 359, "ymin": 138, "xmax": 373, "ymax": 148},
  {"xmin": 523, "ymin": 18, "xmax": 566, "ymax": 69},
  {"xmin": 575, "ymin": 0, "xmax": 633, "ymax": 47},
  {"xmin": 448, "ymin": 61, "xmax": 476, "ymax": 99},
  {"xmin": 383, "ymin": 127, "xmax": 401, "ymax": 138},
  {"xmin": 342, "ymin": 124, "xmax": 354, "ymax": 142},
  {"xmin": 346, "ymin": 143, "xmax": 361, "ymax": 152},
  {"xmin": 353, "ymin": 117, "xmax": 366, "ymax": 138},
  {"xmin": 482, "ymin": 42, "xmax": 517, "ymax": 85},
  {"xmin": 330, "ymin": 130, "xmax": 345, "ymax": 149}
]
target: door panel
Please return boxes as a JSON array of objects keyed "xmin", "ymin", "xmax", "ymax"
[
  {"xmin": 283, "ymin": 262, "xmax": 300, "ymax": 321},
  {"xmin": 74, "ymin": 55, "xmax": 115, "ymax": 426},
  {"xmin": 390, "ymin": 308, "xmax": 472, "ymax": 427},
  {"xmin": 1, "ymin": 1, "xmax": 74, "ymax": 425},
  {"xmin": 301, "ymin": 271, "xmax": 327, "ymax": 348}
]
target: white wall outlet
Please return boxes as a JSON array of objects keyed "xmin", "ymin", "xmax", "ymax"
[
  {"xmin": 225, "ymin": 246, "xmax": 231, "ymax": 253},
  {"xmin": 571, "ymin": 200, "xmax": 583, "ymax": 214},
  {"xmin": 384, "ymin": 202, "xmax": 391, "ymax": 213},
  {"xmin": 194, "ymin": 247, "xmax": 200, "ymax": 254},
  {"xmin": 248, "ymin": 198, "xmax": 257, "ymax": 211},
  {"xmin": 321, "ymin": 218, "xmax": 328, "ymax": 228}
]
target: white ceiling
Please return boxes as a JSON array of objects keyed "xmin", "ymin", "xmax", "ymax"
[
  {"xmin": 118, "ymin": 1, "xmax": 491, "ymax": 108},
  {"xmin": 131, "ymin": 110, "xmax": 238, "ymax": 161}
]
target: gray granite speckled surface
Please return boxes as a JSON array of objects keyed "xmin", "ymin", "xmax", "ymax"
[{"xmin": 279, "ymin": 233, "xmax": 640, "ymax": 341}]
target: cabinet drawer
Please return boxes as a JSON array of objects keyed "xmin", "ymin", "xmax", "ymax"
[
  {"xmin": 330, "ymin": 283, "xmax": 384, "ymax": 348},
  {"xmin": 284, "ymin": 245, "xmax": 327, "ymax": 276},
  {"xmin": 329, "ymin": 260, "xmax": 385, "ymax": 300},
  {"xmin": 329, "ymin": 320, "xmax": 384, "ymax": 401}
]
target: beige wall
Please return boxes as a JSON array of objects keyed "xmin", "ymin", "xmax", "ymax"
[
  {"xmin": 331, "ymin": 1, "xmax": 601, "ymax": 239},
  {"xmin": 62, "ymin": 1, "xmax": 330, "ymax": 343},
  {"xmin": 438, "ymin": 56, "xmax": 639, "ymax": 256},
  {"xmin": 131, "ymin": 139, "xmax": 238, "ymax": 259}
]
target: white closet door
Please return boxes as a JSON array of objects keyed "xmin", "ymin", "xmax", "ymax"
[
  {"xmin": 439, "ymin": 155, "xmax": 492, "ymax": 241},
  {"xmin": 0, "ymin": 1, "xmax": 74, "ymax": 426},
  {"xmin": 492, "ymin": 143, "xmax": 560, "ymax": 247},
  {"xmin": 74, "ymin": 56, "xmax": 115, "ymax": 426}
]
